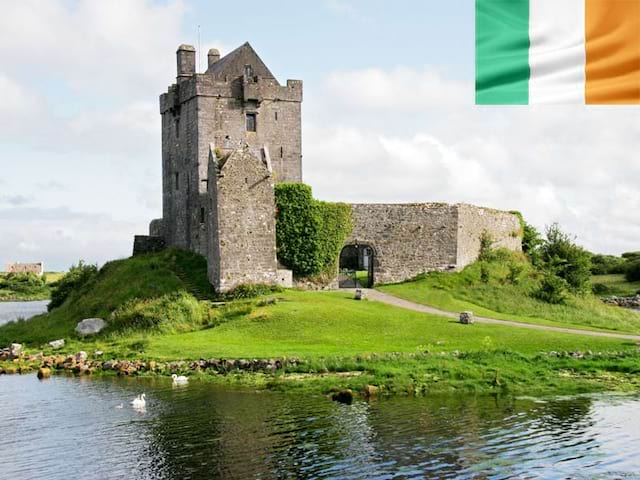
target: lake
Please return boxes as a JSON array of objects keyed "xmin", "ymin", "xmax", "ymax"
[
  {"xmin": 1, "ymin": 375, "xmax": 640, "ymax": 479},
  {"xmin": 0, "ymin": 300, "xmax": 49, "ymax": 326}
]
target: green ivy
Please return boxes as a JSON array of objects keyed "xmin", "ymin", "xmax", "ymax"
[{"xmin": 275, "ymin": 183, "xmax": 353, "ymax": 277}]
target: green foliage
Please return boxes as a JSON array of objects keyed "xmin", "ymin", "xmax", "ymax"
[
  {"xmin": 622, "ymin": 251, "xmax": 640, "ymax": 262},
  {"xmin": 109, "ymin": 291, "xmax": 208, "ymax": 334},
  {"xmin": 590, "ymin": 254, "xmax": 627, "ymax": 275},
  {"xmin": 534, "ymin": 272, "xmax": 568, "ymax": 305},
  {"xmin": 49, "ymin": 261, "xmax": 99, "ymax": 310},
  {"xmin": 275, "ymin": 183, "xmax": 352, "ymax": 277},
  {"xmin": 224, "ymin": 283, "xmax": 283, "ymax": 300},
  {"xmin": 538, "ymin": 223, "xmax": 592, "ymax": 295},
  {"xmin": 480, "ymin": 263, "xmax": 490, "ymax": 283},
  {"xmin": 506, "ymin": 262, "xmax": 524, "ymax": 285},
  {"xmin": 0, "ymin": 272, "xmax": 49, "ymax": 301},
  {"xmin": 478, "ymin": 231, "xmax": 494, "ymax": 262},
  {"xmin": 591, "ymin": 274, "xmax": 640, "ymax": 297},
  {"xmin": 510, "ymin": 211, "xmax": 542, "ymax": 263},
  {"xmin": 625, "ymin": 260, "xmax": 640, "ymax": 282}
]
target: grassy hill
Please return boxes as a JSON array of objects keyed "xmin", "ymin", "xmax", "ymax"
[
  {"xmin": 591, "ymin": 274, "xmax": 640, "ymax": 298},
  {"xmin": 380, "ymin": 252, "xmax": 640, "ymax": 334}
]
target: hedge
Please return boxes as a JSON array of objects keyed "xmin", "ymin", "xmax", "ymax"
[{"xmin": 275, "ymin": 183, "xmax": 353, "ymax": 277}]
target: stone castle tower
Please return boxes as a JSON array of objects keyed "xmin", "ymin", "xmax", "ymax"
[{"xmin": 141, "ymin": 42, "xmax": 302, "ymax": 291}]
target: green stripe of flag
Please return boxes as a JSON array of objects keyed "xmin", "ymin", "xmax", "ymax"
[{"xmin": 476, "ymin": 0, "xmax": 531, "ymax": 105}]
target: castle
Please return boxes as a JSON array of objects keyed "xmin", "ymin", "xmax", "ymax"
[{"xmin": 134, "ymin": 43, "xmax": 522, "ymax": 292}]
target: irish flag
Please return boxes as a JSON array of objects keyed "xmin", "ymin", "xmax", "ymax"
[{"xmin": 476, "ymin": 0, "xmax": 640, "ymax": 104}]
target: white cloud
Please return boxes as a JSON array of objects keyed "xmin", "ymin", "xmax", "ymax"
[{"xmin": 305, "ymin": 68, "xmax": 640, "ymax": 256}]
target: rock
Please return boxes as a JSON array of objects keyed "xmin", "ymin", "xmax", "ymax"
[
  {"xmin": 48, "ymin": 339, "xmax": 65, "ymax": 349},
  {"xmin": 75, "ymin": 318, "xmax": 107, "ymax": 336},
  {"xmin": 37, "ymin": 367, "xmax": 52, "ymax": 379},
  {"xmin": 459, "ymin": 311, "xmax": 474, "ymax": 325},
  {"xmin": 331, "ymin": 389, "xmax": 354, "ymax": 405},
  {"xmin": 75, "ymin": 351, "xmax": 88, "ymax": 363},
  {"xmin": 354, "ymin": 289, "xmax": 365, "ymax": 300},
  {"xmin": 94, "ymin": 350, "xmax": 104, "ymax": 357},
  {"xmin": 362, "ymin": 385, "xmax": 379, "ymax": 398},
  {"xmin": 9, "ymin": 343, "xmax": 22, "ymax": 359}
]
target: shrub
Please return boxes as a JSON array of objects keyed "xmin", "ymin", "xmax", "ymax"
[
  {"xmin": 510, "ymin": 211, "xmax": 542, "ymax": 264},
  {"xmin": 224, "ymin": 283, "xmax": 282, "ymax": 300},
  {"xmin": 480, "ymin": 264, "xmax": 490, "ymax": 283},
  {"xmin": 591, "ymin": 283, "xmax": 612, "ymax": 296},
  {"xmin": 625, "ymin": 260, "xmax": 640, "ymax": 282},
  {"xmin": 538, "ymin": 223, "xmax": 591, "ymax": 294},
  {"xmin": 590, "ymin": 254, "xmax": 627, "ymax": 275},
  {"xmin": 506, "ymin": 262, "xmax": 524, "ymax": 285},
  {"xmin": 478, "ymin": 231, "xmax": 494, "ymax": 262},
  {"xmin": 0, "ymin": 272, "xmax": 46, "ymax": 293},
  {"xmin": 275, "ymin": 183, "xmax": 352, "ymax": 277},
  {"xmin": 534, "ymin": 272, "xmax": 568, "ymax": 304},
  {"xmin": 49, "ymin": 261, "xmax": 98, "ymax": 310}
]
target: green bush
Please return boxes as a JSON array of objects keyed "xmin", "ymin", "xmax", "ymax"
[
  {"xmin": 49, "ymin": 261, "xmax": 98, "ymax": 310},
  {"xmin": 0, "ymin": 273, "xmax": 46, "ymax": 293},
  {"xmin": 109, "ymin": 291, "xmax": 207, "ymax": 334},
  {"xmin": 538, "ymin": 224, "xmax": 591, "ymax": 294},
  {"xmin": 590, "ymin": 254, "xmax": 627, "ymax": 275},
  {"xmin": 478, "ymin": 231, "xmax": 494, "ymax": 262},
  {"xmin": 534, "ymin": 272, "xmax": 569, "ymax": 304},
  {"xmin": 510, "ymin": 211, "xmax": 542, "ymax": 264},
  {"xmin": 224, "ymin": 283, "xmax": 283, "ymax": 300},
  {"xmin": 275, "ymin": 183, "xmax": 352, "ymax": 277},
  {"xmin": 625, "ymin": 260, "xmax": 640, "ymax": 282}
]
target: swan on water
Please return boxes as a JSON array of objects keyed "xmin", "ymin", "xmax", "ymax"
[
  {"xmin": 172, "ymin": 374, "xmax": 189, "ymax": 385},
  {"xmin": 131, "ymin": 393, "xmax": 146, "ymax": 408}
]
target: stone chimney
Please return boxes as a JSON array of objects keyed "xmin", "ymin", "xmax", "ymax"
[
  {"xmin": 176, "ymin": 44, "xmax": 196, "ymax": 82},
  {"xmin": 207, "ymin": 48, "xmax": 220, "ymax": 69}
]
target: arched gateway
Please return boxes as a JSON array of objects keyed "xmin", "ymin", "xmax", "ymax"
[{"xmin": 338, "ymin": 243, "xmax": 375, "ymax": 288}]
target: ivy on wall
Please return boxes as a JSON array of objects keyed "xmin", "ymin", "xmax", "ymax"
[{"xmin": 275, "ymin": 183, "xmax": 353, "ymax": 277}]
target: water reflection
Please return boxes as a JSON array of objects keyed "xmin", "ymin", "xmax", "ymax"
[
  {"xmin": 0, "ymin": 300, "xmax": 49, "ymax": 325},
  {"xmin": 1, "ymin": 374, "xmax": 640, "ymax": 479}
]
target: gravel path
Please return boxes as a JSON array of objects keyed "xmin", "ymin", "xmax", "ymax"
[{"xmin": 361, "ymin": 289, "xmax": 640, "ymax": 342}]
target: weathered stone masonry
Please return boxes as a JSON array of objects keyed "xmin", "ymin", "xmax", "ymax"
[
  {"xmin": 347, "ymin": 203, "xmax": 521, "ymax": 285},
  {"xmin": 134, "ymin": 42, "xmax": 522, "ymax": 291}
]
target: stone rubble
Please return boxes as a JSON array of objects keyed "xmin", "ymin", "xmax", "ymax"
[{"xmin": 603, "ymin": 295, "xmax": 640, "ymax": 309}]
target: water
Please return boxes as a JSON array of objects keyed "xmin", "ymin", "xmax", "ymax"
[
  {"xmin": 1, "ymin": 375, "xmax": 640, "ymax": 479},
  {"xmin": 0, "ymin": 300, "xmax": 49, "ymax": 325}
]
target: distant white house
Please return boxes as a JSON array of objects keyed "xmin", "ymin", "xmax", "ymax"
[{"xmin": 5, "ymin": 262, "xmax": 44, "ymax": 276}]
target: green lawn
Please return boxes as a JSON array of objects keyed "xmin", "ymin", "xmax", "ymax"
[
  {"xmin": 379, "ymin": 260, "xmax": 640, "ymax": 335},
  {"xmin": 592, "ymin": 274, "xmax": 640, "ymax": 297},
  {"xmin": 144, "ymin": 290, "xmax": 632, "ymax": 360}
]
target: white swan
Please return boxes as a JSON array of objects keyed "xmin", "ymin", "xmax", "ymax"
[
  {"xmin": 172, "ymin": 374, "xmax": 189, "ymax": 385},
  {"xmin": 131, "ymin": 393, "xmax": 146, "ymax": 409}
]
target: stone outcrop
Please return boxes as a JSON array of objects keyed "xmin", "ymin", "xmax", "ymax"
[
  {"xmin": 48, "ymin": 339, "xmax": 65, "ymax": 349},
  {"xmin": 603, "ymin": 295, "xmax": 640, "ymax": 309},
  {"xmin": 459, "ymin": 311, "xmax": 475, "ymax": 324}
]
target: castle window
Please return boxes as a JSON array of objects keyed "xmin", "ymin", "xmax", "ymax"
[
  {"xmin": 200, "ymin": 207, "xmax": 205, "ymax": 224},
  {"xmin": 274, "ymin": 111, "xmax": 278, "ymax": 121},
  {"xmin": 280, "ymin": 146, "xmax": 284, "ymax": 158},
  {"xmin": 246, "ymin": 113, "xmax": 257, "ymax": 132},
  {"xmin": 175, "ymin": 118, "xmax": 180, "ymax": 138},
  {"xmin": 175, "ymin": 172, "xmax": 179, "ymax": 191}
]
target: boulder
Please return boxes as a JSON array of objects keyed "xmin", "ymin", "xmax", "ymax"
[
  {"xmin": 362, "ymin": 384, "xmax": 379, "ymax": 398},
  {"xmin": 331, "ymin": 389, "xmax": 354, "ymax": 405},
  {"xmin": 459, "ymin": 311, "xmax": 474, "ymax": 325},
  {"xmin": 75, "ymin": 351, "xmax": 88, "ymax": 363},
  {"xmin": 9, "ymin": 343, "xmax": 22, "ymax": 359},
  {"xmin": 354, "ymin": 289, "xmax": 365, "ymax": 300},
  {"xmin": 48, "ymin": 339, "xmax": 65, "ymax": 349},
  {"xmin": 75, "ymin": 318, "xmax": 106, "ymax": 336},
  {"xmin": 37, "ymin": 367, "xmax": 52, "ymax": 379}
]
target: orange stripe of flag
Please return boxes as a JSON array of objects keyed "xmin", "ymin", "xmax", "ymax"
[{"xmin": 586, "ymin": 0, "xmax": 640, "ymax": 104}]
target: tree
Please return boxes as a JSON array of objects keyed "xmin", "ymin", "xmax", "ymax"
[{"xmin": 538, "ymin": 223, "xmax": 591, "ymax": 294}]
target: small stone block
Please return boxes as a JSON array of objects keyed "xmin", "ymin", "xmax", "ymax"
[
  {"xmin": 354, "ymin": 289, "xmax": 365, "ymax": 300},
  {"xmin": 459, "ymin": 311, "xmax": 474, "ymax": 324}
]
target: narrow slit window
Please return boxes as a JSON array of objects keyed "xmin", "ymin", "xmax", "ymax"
[
  {"xmin": 175, "ymin": 172, "xmax": 179, "ymax": 191},
  {"xmin": 200, "ymin": 207, "xmax": 205, "ymax": 224},
  {"xmin": 246, "ymin": 113, "xmax": 257, "ymax": 132},
  {"xmin": 280, "ymin": 146, "xmax": 284, "ymax": 158},
  {"xmin": 274, "ymin": 111, "xmax": 278, "ymax": 121},
  {"xmin": 175, "ymin": 118, "xmax": 180, "ymax": 138}
]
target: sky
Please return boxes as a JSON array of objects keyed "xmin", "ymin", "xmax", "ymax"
[{"xmin": 0, "ymin": 0, "xmax": 638, "ymax": 271}]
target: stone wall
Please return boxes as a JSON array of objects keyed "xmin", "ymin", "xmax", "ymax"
[
  {"xmin": 347, "ymin": 203, "xmax": 459, "ymax": 285},
  {"xmin": 456, "ymin": 204, "xmax": 522, "ymax": 267},
  {"xmin": 132, "ymin": 236, "xmax": 166, "ymax": 256},
  {"xmin": 207, "ymin": 147, "xmax": 278, "ymax": 292},
  {"xmin": 5, "ymin": 262, "xmax": 44, "ymax": 276}
]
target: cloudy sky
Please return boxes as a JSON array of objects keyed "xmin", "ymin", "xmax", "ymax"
[{"xmin": 1, "ymin": 0, "xmax": 638, "ymax": 271}]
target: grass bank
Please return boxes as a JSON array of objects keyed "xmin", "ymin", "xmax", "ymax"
[
  {"xmin": 1, "ymin": 250, "xmax": 639, "ymax": 397},
  {"xmin": 379, "ymin": 254, "xmax": 640, "ymax": 335},
  {"xmin": 592, "ymin": 274, "xmax": 640, "ymax": 298},
  {"xmin": 0, "ymin": 272, "xmax": 63, "ymax": 301}
]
